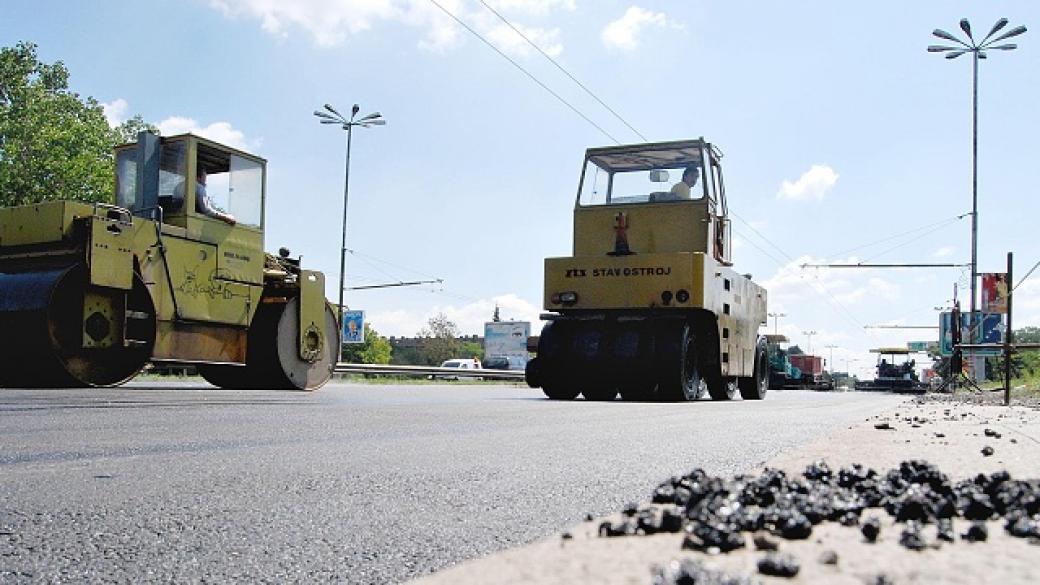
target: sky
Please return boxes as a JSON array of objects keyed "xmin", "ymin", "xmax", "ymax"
[{"xmin": 3, "ymin": 0, "xmax": 1038, "ymax": 378}]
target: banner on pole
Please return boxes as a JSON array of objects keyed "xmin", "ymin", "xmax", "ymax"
[
  {"xmin": 342, "ymin": 310, "xmax": 365, "ymax": 344},
  {"xmin": 981, "ymin": 273, "xmax": 1009, "ymax": 314}
]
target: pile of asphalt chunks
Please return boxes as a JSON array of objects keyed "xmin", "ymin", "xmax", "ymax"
[{"xmin": 599, "ymin": 459, "xmax": 1039, "ymax": 579}]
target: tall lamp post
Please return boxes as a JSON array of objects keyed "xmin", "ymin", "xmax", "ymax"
[
  {"xmin": 768, "ymin": 312, "xmax": 787, "ymax": 335},
  {"xmin": 824, "ymin": 344, "xmax": 838, "ymax": 372},
  {"xmin": 314, "ymin": 103, "xmax": 386, "ymax": 361},
  {"xmin": 928, "ymin": 18, "xmax": 1026, "ymax": 380},
  {"xmin": 803, "ymin": 330, "xmax": 817, "ymax": 355}
]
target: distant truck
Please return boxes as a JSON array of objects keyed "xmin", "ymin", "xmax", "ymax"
[{"xmin": 764, "ymin": 336, "xmax": 831, "ymax": 390}]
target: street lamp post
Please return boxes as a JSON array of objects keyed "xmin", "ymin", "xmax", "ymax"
[
  {"xmin": 824, "ymin": 344, "xmax": 837, "ymax": 372},
  {"xmin": 768, "ymin": 312, "xmax": 787, "ymax": 335},
  {"xmin": 802, "ymin": 330, "xmax": 817, "ymax": 355},
  {"xmin": 928, "ymin": 18, "xmax": 1026, "ymax": 380},
  {"xmin": 314, "ymin": 104, "xmax": 386, "ymax": 361}
]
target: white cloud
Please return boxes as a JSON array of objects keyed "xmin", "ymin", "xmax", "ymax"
[
  {"xmin": 209, "ymin": 0, "xmax": 574, "ymax": 56},
  {"xmin": 601, "ymin": 6, "xmax": 676, "ymax": 51},
  {"xmin": 777, "ymin": 165, "xmax": 839, "ymax": 201},
  {"xmin": 156, "ymin": 117, "xmax": 252, "ymax": 152},
  {"xmin": 209, "ymin": 0, "xmax": 396, "ymax": 47},
  {"xmin": 486, "ymin": 22, "xmax": 563, "ymax": 57},
  {"xmin": 932, "ymin": 246, "xmax": 955, "ymax": 258},
  {"xmin": 101, "ymin": 98, "xmax": 128, "ymax": 127},
  {"xmin": 368, "ymin": 293, "xmax": 541, "ymax": 337}
]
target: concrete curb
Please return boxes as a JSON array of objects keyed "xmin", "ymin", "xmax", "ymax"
[{"xmin": 411, "ymin": 396, "xmax": 1040, "ymax": 584}]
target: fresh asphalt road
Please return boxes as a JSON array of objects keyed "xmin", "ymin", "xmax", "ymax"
[{"xmin": 0, "ymin": 382, "xmax": 902, "ymax": 583}]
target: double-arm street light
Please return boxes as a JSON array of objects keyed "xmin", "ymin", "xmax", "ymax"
[
  {"xmin": 314, "ymin": 103, "xmax": 386, "ymax": 361},
  {"xmin": 768, "ymin": 312, "xmax": 787, "ymax": 335},
  {"xmin": 802, "ymin": 330, "xmax": 817, "ymax": 355},
  {"xmin": 928, "ymin": 18, "xmax": 1026, "ymax": 379}
]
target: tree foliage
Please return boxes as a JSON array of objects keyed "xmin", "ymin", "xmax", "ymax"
[
  {"xmin": 417, "ymin": 312, "xmax": 461, "ymax": 365},
  {"xmin": 0, "ymin": 42, "xmax": 155, "ymax": 207},
  {"xmin": 340, "ymin": 324, "xmax": 392, "ymax": 365}
]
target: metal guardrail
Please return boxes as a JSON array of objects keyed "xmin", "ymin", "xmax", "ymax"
[{"xmin": 334, "ymin": 362, "xmax": 526, "ymax": 380}]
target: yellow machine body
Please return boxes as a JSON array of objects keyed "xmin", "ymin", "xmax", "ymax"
[
  {"xmin": 0, "ymin": 133, "xmax": 338, "ymax": 389},
  {"xmin": 529, "ymin": 139, "xmax": 769, "ymax": 401}
]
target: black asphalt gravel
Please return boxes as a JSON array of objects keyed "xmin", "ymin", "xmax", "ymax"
[{"xmin": 0, "ymin": 382, "xmax": 901, "ymax": 583}]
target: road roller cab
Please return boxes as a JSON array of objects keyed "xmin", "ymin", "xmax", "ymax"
[
  {"xmin": 0, "ymin": 132, "xmax": 339, "ymax": 390},
  {"xmin": 527, "ymin": 139, "xmax": 769, "ymax": 402}
]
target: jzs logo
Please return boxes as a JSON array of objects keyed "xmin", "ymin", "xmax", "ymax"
[{"xmin": 565, "ymin": 268, "xmax": 587, "ymax": 278}]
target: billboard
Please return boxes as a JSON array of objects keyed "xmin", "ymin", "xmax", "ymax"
[
  {"xmin": 484, "ymin": 321, "xmax": 530, "ymax": 366},
  {"xmin": 342, "ymin": 310, "xmax": 365, "ymax": 344},
  {"xmin": 939, "ymin": 311, "xmax": 1003, "ymax": 357},
  {"xmin": 981, "ymin": 273, "xmax": 1009, "ymax": 314}
]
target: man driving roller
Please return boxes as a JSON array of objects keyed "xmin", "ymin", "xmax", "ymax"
[{"xmin": 670, "ymin": 164, "xmax": 701, "ymax": 199}]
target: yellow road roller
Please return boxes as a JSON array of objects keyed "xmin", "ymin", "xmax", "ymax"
[
  {"xmin": 525, "ymin": 138, "xmax": 768, "ymax": 401},
  {"xmin": 0, "ymin": 132, "xmax": 338, "ymax": 389}
]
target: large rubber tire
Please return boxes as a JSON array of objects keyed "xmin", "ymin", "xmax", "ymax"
[
  {"xmin": 655, "ymin": 320, "xmax": 701, "ymax": 402},
  {"xmin": 614, "ymin": 320, "xmax": 656, "ymax": 401},
  {"xmin": 536, "ymin": 320, "xmax": 579, "ymax": 400},
  {"xmin": 572, "ymin": 321, "xmax": 616, "ymax": 401},
  {"xmin": 707, "ymin": 373, "xmax": 737, "ymax": 401},
  {"xmin": 739, "ymin": 339, "xmax": 769, "ymax": 400}
]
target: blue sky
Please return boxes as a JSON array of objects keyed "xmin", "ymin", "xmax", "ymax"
[{"xmin": 3, "ymin": 0, "xmax": 1037, "ymax": 377}]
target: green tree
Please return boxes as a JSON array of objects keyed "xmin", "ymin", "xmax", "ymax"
[
  {"xmin": 341, "ymin": 324, "xmax": 392, "ymax": 365},
  {"xmin": 0, "ymin": 42, "xmax": 116, "ymax": 206},
  {"xmin": 112, "ymin": 114, "xmax": 159, "ymax": 145},
  {"xmin": 459, "ymin": 340, "xmax": 484, "ymax": 362},
  {"xmin": 417, "ymin": 312, "xmax": 461, "ymax": 365}
]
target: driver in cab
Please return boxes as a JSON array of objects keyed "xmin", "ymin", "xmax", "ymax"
[{"xmin": 670, "ymin": 165, "xmax": 701, "ymax": 199}]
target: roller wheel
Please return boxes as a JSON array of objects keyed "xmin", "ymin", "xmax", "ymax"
[
  {"xmin": 655, "ymin": 320, "xmax": 701, "ymax": 402},
  {"xmin": 202, "ymin": 298, "xmax": 338, "ymax": 391},
  {"xmin": 0, "ymin": 264, "xmax": 156, "ymax": 388},
  {"xmin": 739, "ymin": 339, "xmax": 769, "ymax": 400}
]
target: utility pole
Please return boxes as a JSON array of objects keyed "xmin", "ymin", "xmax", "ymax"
[
  {"xmin": 929, "ymin": 18, "xmax": 1027, "ymax": 382},
  {"xmin": 824, "ymin": 344, "xmax": 837, "ymax": 372},
  {"xmin": 803, "ymin": 330, "xmax": 817, "ymax": 355}
]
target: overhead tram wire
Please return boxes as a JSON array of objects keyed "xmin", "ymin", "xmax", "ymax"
[
  {"xmin": 826, "ymin": 212, "xmax": 969, "ymax": 259},
  {"xmin": 426, "ymin": 0, "xmax": 871, "ymax": 338},
  {"xmin": 1014, "ymin": 258, "xmax": 1040, "ymax": 291},
  {"xmin": 857, "ymin": 218, "xmax": 970, "ymax": 265},
  {"xmin": 427, "ymin": 0, "xmax": 620, "ymax": 144},
  {"xmin": 476, "ymin": 0, "xmax": 648, "ymax": 142}
]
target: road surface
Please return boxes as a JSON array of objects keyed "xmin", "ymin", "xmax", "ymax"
[{"xmin": 0, "ymin": 382, "xmax": 902, "ymax": 583}]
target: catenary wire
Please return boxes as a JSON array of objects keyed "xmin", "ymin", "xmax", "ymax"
[
  {"xmin": 427, "ymin": 0, "xmax": 620, "ymax": 144},
  {"xmin": 476, "ymin": 0, "xmax": 648, "ymax": 142}
]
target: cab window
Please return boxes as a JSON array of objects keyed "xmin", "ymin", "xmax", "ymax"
[
  {"xmin": 115, "ymin": 140, "xmax": 187, "ymax": 218},
  {"xmin": 195, "ymin": 144, "xmax": 263, "ymax": 228}
]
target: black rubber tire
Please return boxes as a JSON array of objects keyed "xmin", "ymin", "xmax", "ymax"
[
  {"xmin": 614, "ymin": 320, "xmax": 655, "ymax": 401},
  {"xmin": 581, "ymin": 386, "xmax": 618, "ymax": 401},
  {"xmin": 543, "ymin": 385, "xmax": 581, "ymax": 400},
  {"xmin": 739, "ymin": 338, "xmax": 769, "ymax": 400},
  {"xmin": 536, "ymin": 320, "xmax": 579, "ymax": 400},
  {"xmin": 707, "ymin": 374, "xmax": 737, "ymax": 401},
  {"xmin": 655, "ymin": 320, "xmax": 701, "ymax": 402}
]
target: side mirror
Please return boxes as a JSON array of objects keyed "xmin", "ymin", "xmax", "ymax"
[{"xmin": 649, "ymin": 169, "xmax": 670, "ymax": 183}]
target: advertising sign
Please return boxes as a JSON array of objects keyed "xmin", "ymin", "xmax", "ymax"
[
  {"xmin": 981, "ymin": 273, "xmax": 1009, "ymax": 314},
  {"xmin": 342, "ymin": 310, "xmax": 365, "ymax": 344},
  {"xmin": 484, "ymin": 321, "xmax": 530, "ymax": 366},
  {"xmin": 939, "ymin": 311, "xmax": 1003, "ymax": 357}
]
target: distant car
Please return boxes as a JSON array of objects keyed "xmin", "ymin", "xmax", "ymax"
[
  {"xmin": 483, "ymin": 355, "xmax": 526, "ymax": 371},
  {"xmin": 433, "ymin": 358, "xmax": 482, "ymax": 381}
]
